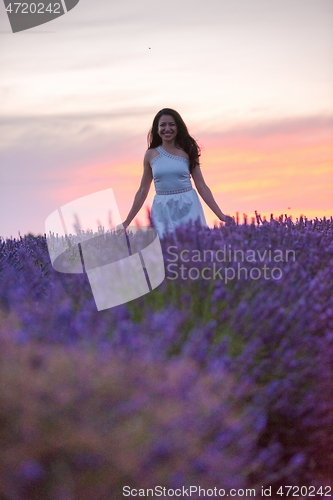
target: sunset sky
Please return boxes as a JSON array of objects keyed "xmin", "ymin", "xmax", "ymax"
[{"xmin": 0, "ymin": 0, "xmax": 332, "ymax": 238}]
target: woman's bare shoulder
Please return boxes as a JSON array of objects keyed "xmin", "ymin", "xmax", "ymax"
[
  {"xmin": 145, "ymin": 148, "xmax": 159, "ymax": 162},
  {"xmin": 174, "ymin": 146, "xmax": 189, "ymax": 160},
  {"xmin": 179, "ymin": 150, "xmax": 190, "ymax": 160}
]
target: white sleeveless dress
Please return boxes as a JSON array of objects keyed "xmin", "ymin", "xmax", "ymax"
[{"xmin": 150, "ymin": 146, "xmax": 207, "ymax": 238}]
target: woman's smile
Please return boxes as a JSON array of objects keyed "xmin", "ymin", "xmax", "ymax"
[{"xmin": 158, "ymin": 115, "xmax": 177, "ymax": 144}]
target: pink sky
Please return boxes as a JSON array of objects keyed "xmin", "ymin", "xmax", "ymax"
[{"xmin": 40, "ymin": 115, "xmax": 333, "ymax": 233}]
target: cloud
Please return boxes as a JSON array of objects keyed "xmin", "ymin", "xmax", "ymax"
[{"xmin": 200, "ymin": 114, "xmax": 333, "ymax": 140}]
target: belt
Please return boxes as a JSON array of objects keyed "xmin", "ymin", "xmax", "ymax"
[{"xmin": 155, "ymin": 187, "xmax": 193, "ymax": 195}]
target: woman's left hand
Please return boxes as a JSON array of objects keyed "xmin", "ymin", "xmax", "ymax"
[{"xmin": 221, "ymin": 214, "xmax": 235, "ymax": 225}]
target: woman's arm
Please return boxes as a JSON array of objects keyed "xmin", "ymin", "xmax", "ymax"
[
  {"xmin": 121, "ymin": 150, "xmax": 153, "ymax": 229},
  {"xmin": 191, "ymin": 160, "xmax": 233, "ymax": 223}
]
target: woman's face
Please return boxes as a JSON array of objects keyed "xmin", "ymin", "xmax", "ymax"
[{"xmin": 157, "ymin": 115, "xmax": 177, "ymax": 143}]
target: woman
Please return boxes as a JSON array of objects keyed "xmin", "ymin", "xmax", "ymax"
[{"xmin": 120, "ymin": 108, "xmax": 234, "ymax": 238}]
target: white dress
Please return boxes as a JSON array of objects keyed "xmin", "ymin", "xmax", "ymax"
[{"xmin": 150, "ymin": 146, "xmax": 207, "ymax": 238}]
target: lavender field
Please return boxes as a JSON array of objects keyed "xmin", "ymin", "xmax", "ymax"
[{"xmin": 0, "ymin": 214, "xmax": 332, "ymax": 500}]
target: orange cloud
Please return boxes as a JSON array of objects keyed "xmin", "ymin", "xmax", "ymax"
[{"xmin": 198, "ymin": 116, "xmax": 333, "ymax": 224}]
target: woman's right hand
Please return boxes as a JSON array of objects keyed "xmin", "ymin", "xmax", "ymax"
[{"xmin": 116, "ymin": 222, "xmax": 129, "ymax": 235}]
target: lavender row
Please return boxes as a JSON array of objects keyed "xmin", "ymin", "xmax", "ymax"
[{"xmin": 0, "ymin": 214, "xmax": 332, "ymax": 497}]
